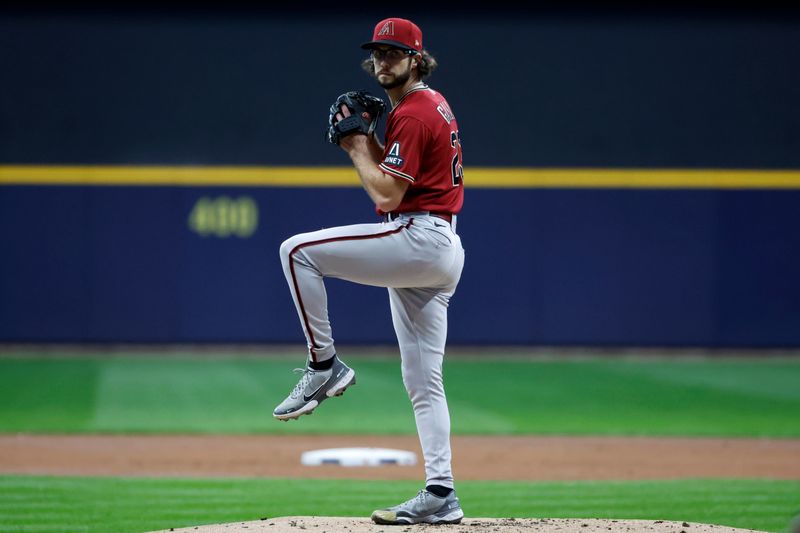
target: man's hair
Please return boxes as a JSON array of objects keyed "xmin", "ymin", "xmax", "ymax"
[{"xmin": 361, "ymin": 49, "xmax": 438, "ymax": 80}]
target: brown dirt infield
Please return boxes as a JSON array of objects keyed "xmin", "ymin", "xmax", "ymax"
[{"xmin": 2, "ymin": 434, "xmax": 799, "ymax": 480}]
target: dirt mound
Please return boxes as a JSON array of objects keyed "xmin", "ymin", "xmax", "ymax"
[{"xmin": 148, "ymin": 517, "xmax": 765, "ymax": 533}]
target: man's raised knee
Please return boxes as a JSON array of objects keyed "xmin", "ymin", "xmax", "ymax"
[{"xmin": 279, "ymin": 236, "xmax": 300, "ymax": 265}]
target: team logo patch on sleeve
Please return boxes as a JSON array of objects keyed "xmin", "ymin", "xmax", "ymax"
[{"xmin": 383, "ymin": 141, "xmax": 404, "ymax": 167}]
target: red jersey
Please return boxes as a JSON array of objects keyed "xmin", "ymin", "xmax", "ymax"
[{"xmin": 377, "ymin": 84, "xmax": 464, "ymax": 215}]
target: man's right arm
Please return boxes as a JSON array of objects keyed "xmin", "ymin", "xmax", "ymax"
[
  {"xmin": 366, "ymin": 135, "xmax": 384, "ymax": 163},
  {"xmin": 340, "ymin": 134, "xmax": 408, "ymax": 212}
]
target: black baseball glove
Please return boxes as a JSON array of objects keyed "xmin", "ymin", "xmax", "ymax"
[{"xmin": 327, "ymin": 90, "xmax": 386, "ymax": 145}]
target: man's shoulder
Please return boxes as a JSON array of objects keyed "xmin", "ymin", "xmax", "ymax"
[
  {"xmin": 393, "ymin": 87, "xmax": 455, "ymax": 125},
  {"xmin": 403, "ymin": 85, "xmax": 444, "ymax": 106}
]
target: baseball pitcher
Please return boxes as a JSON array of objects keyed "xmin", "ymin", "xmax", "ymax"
[{"xmin": 274, "ymin": 17, "xmax": 465, "ymax": 525}]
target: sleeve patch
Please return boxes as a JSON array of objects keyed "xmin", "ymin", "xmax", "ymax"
[{"xmin": 382, "ymin": 141, "xmax": 404, "ymax": 167}]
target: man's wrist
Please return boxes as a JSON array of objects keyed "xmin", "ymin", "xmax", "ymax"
[{"xmin": 344, "ymin": 134, "xmax": 371, "ymax": 156}]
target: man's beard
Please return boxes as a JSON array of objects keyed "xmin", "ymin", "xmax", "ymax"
[{"xmin": 378, "ymin": 63, "xmax": 412, "ymax": 89}]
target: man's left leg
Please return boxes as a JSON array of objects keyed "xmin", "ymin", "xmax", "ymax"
[
  {"xmin": 370, "ymin": 285, "xmax": 464, "ymax": 525},
  {"xmin": 389, "ymin": 286, "xmax": 455, "ymax": 489}
]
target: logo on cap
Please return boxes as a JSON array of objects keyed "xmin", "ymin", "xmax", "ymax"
[{"xmin": 378, "ymin": 21, "xmax": 394, "ymax": 36}]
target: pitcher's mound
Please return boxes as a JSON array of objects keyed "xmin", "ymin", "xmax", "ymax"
[{"xmin": 149, "ymin": 516, "xmax": 766, "ymax": 533}]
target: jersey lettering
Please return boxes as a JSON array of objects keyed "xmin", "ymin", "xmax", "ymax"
[
  {"xmin": 450, "ymin": 130, "xmax": 463, "ymax": 186},
  {"xmin": 436, "ymin": 102, "xmax": 455, "ymax": 124}
]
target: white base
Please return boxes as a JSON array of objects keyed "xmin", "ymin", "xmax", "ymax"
[{"xmin": 301, "ymin": 447, "xmax": 417, "ymax": 467}]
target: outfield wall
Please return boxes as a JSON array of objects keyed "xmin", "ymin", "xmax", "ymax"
[
  {"xmin": 2, "ymin": 179, "xmax": 799, "ymax": 346},
  {"xmin": 1, "ymin": 10, "xmax": 799, "ymax": 346}
]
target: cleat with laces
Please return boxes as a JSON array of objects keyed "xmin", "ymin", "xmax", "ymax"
[
  {"xmin": 272, "ymin": 356, "xmax": 355, "ymax": 421},
  {"xmin": 371, "ymin": 489, "xmax": 464, "ymax": 525}
]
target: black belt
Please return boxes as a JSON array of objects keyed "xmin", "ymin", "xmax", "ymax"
[{"xmin": 385, "ymin": 211, "xmax": 453, "ymax": 223}]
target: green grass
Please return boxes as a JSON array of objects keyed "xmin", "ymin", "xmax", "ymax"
[
  {"xmin": 0, "ymin": 476, "xmax": 797, "ymax": 533},
  {"xmin": 0, "ymin": 355, "xmax": 799, "ymax": 436},
  {"xmin": 1, "ymin": 353, "xmax": 798, "ymax": 532}
]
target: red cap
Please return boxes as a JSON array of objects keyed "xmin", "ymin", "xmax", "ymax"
[{"xmin": 361, "ymin": 18, "xmax": 423, "ymax": 53}]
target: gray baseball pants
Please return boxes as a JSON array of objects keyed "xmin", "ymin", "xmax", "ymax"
[{"xmin": 279, "ymin": 212, "xmax": 465, "ymax": 488}]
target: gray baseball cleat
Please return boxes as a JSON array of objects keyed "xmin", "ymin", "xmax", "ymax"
[
  {"xmin": 273, "ymin": 356, "xmax": 356, "ymax": 421},
  {"xmin": 371, "ymin": 489, "xmax": 464, "ymax": 525}
]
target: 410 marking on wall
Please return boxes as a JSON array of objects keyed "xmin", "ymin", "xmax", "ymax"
[{"xmin": 188, "ymin": 196, "xmax": 258, "ymax": 238}]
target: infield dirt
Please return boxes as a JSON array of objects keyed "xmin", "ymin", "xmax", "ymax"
[{"xmin": 2, "ymin": 434, "xmax": 799, "ymax": 480}]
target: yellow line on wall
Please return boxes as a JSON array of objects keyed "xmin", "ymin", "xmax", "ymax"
[
  {"xmin": 1, "ymin": 165, "xmax": 800, "ymax": 189},
  {"xmin": 483, "ymin": 168, "xmax": 800, "ymax": 189},
  {"xmin": 0, "ymin": 166, "xmax": 359, "ymax": 187}
]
